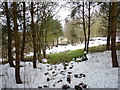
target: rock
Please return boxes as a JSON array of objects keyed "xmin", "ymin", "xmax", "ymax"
[
  {"xmin": 74, "ymin": 85, "xmax": 82, "ymax": 90},
  {"xmin": 62, "ymin": 84, "xmax": 70, "ymax": 89},
  {"xmin": 44, "ymin": 72, "xmax": 49, "ymax": 75},
  {"xmin": 43, "ymin": 85, "xmax": 49, "ymax": 88},
  {"xmin": 57, "ymin": 80, "xmax": 62, "ymax": 83},
  {"xmin": 68, "ymin": 72, "xmax": 72, "ymax": 74},
  {"xmin": 82, "ymin": 84, "xmax": 87, "ymax": 88},
  {"xmin": 79, "ymin": 83, "xmax": 87, "ymax": 88},
  {"xmin": 47, "ymin": 78, "xmax": 50, "ymax": 82},
  {"xmin": 74, "ymin": 74, "xmax": 79, "ymax": 78},
  {"xmin": 79, "ymin": 83, "xmax": 84, "ymax": 86},
  {"xmin": 38, "ymin": 86, "xmax": 42, "ymax": 89},
  {"xmin": 53, "ymin": 84, "xmax": 55, "ymax": 87},
  {"xmin": 67, "ymin": 75, "xmax": 71, "ymax": 84},
  {"xmin": 79, "ymin": 74, "xmax": 86, "ymax": 78},
  {"xmin": 52, "ymin": 71, "xmax": 55, "ymax": 74},
  {"xmin": 69, "ymin": 65, "xmax": 73, "ymax": 69}
]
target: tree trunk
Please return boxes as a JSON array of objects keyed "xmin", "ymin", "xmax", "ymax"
[
  {"xmin": 106, "ymin": 2, "xmax": 111, "ymax": 50},
  {"xmin": 111, "ymin": 2, "xmax": 119, "ymax": 67},
  {"xmin": 82, "ymin": 2, "xmax": 87, "ymax": 51},
  {"xmin": 21, "ymin": 2, "xmax": 26, "ymax": 61},
  {"xmin": 86, "ymin": 2, "xmax": 91, "ymax": 53},
  {"xmin": 56, "ymin": 37, "xmax": 59, "ymax": 47},
  {"xmin": 31, "ymin": 2, "xmax": 37, "ymax": 68},
  {"xmin": 13, "ymin": 2, "xmax": 22, "ymax": 84},
  {"xmin": 5, "ymin": 2, "xmax": 15, "ymax": 67},
  {"xmin": 53, "ymin": 39, "xmax": 54, "ymax": 46}
]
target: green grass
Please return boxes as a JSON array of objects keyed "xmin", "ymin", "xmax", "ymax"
[
  {"xmin": 46, "ymin": 49, "xmax": 86, "ymax": 64},
  {"xmin": 1, "ymin": 42, "xmax": 120, "ymax": 65},
  {"xmin": 89, "ymin": 42, "xmax": 120, "ymax": 53}
]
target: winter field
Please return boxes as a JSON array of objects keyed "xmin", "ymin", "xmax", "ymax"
[{"xmin": 0, "ymin": 37, "xmax": 120, "ymax": 89}]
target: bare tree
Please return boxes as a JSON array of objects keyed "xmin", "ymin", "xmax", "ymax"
[
  {"xmin": 21, "ymin": 2, "xmax": 26, "ymax": 61},
  {"xmin": 13, "ymin": 2, "xmax": 22, "ymax": 83},
  {"xmin": 5, "ymin": 2, "xmax": 15, "ymax": 67},
  {"xmin": 106, "ymin": 2, "xmax": 111, "ymax": 50},
  {"xmin": 31, "ymin": 2, "xmax": 37, "ymax": 68},
  {"xmin": 86, "ymin": 2, "xmax": 91, "ymax": 53},
  {"xmin": 82, "ymin": 2, "xmax": 87, "ymax": 51},
  {"xmin": 111, "ymin": 2, "xmax": 119, "ymax": 67}
]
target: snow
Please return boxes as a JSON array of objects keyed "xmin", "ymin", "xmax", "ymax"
[
  {"xmin": 0, "ymin": 50, "xmax": 119, "ymax": 89},
  {"xmin": 25, "ymin": 36, "xmax": 120, "ymax": 55},
  {"xmin": 42, "ymin": 58, "xmax": 48, "ymax": 63}
]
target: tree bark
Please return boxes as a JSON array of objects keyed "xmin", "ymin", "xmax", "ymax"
[
  {"xmin": 13, "ymin": 2, "xmax": 22, "ymax": 84},
  {"xmin": 57, "ymin": 37, "xmax": 59, "ymax": 47},
  {"xmin": 21, "ymin": 2, "xmax": 26, "ymax": 61},
  {"xmin": 111, "ymin": 2, "xmax": 119, "ymax": 67},
  {"xmin": 86, "ymin": 2, "xmax": 91, "ymax": 53},
  {"xmin": 82, "ymin": 2, "xmax": 87, "ymax": 51},
  {"xmin": 31, "ymin": 2, "xmax": 37, "ymax": 68},
  {"xmin": 5, "ymin": 2, "xmax": 15, "ymax": 67},
  {"xmin": 106, "ymin": 2, "xmax": 111, "ymax": 50}
]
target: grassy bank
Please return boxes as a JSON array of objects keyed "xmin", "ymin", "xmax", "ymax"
[{"xmin": 47, "ymin": 49, "xmax": 86, "ymax": 64}]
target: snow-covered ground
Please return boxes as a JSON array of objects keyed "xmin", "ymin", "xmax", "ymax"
[
  {"xmin": 25, "ymin": 36, "xmax": 120, "ymax": 56},
  {"xmin": 0, "ymin": 50, "xmax": 119, "ymax": 89}
]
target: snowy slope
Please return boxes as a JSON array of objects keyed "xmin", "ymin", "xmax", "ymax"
[{"xmin": 0, "ymin": 50, "xmax": 119, "ymax": 89}]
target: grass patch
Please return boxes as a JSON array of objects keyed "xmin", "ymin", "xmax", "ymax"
[
  {"xmin": 89, "ymin": 42, "xmax": 120, "ymax": 53},
  {"xmin": 47, "ymin": 49, "xmax": 86, "ymax": 64}
]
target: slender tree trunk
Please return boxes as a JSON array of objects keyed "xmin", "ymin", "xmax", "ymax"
[
  {"xmin": 86, "ymin": 2, "xmax": 91, "ymax": 53},
  {"xmin": 56, "ymin": 37, "xmax": 59, "ymax": 47},
  {"xmin": 5, "ymin": 2, "xmax": 15, "ymax": 67},
  {"xmin": 82, "ymin": 2, "xmax": 87, "ymax": 51},
  {"xmin": 53, "ymin": 39, "xmax": 54, "ymax": 46},
  {"xmin": 21, "ymin": 2, "xmax": 26, "ymax": 61},
  {"xmin": 111, "ymin": 2, "xmax": 119, "ymax": 67},
  {"xmin": 31, "ymin": 2, "xmax": 37, "ymax": 68},
  {"xmin": 106, "ymin": 2, "xmax": 111, "ymax": 50},
  {"xmin": 13, "ymin": 2, "xmax": 22, "ymax": 84}
]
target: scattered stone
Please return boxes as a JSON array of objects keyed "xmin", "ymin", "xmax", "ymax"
[
  {"xmin": 67, "ymin": 75, "xmax": 71, "ymax": 84},
  {"xmin": 57, "ymin": 80, "xmax": 62, "ymax": 83},
  {"xmin": 47, "ymin": 65, "xmax": 49, "ymax": 67},
  {"xmin": 74, "ymin": 74, "xmax": 79, "ymax": 78},
  {"xmin": 58, "ymin": 69, "xmax": 60, "ymax": 70},
  {"xmin": 62, "ymin": 84, "xmax": 70, "ymax": 89},
  {"xmin": 79, "ymin": 74, "xmax": 86, "ymax": 77},
  {"xmin": 44, "ymin": 72, "xmax": 49, "ymax": 75},
  {"xmin": 68, "ymin": 72, "xmax": 72, "ymax": 74},
  {"xmin": 53, "ymin": 84, "xmax": 55, "ymax": 87},
  {"xmin": 47, "ymin": 78, "xmax": 50, "ymax": 82},
  {"xmin": 38, "ymin": 86, "xmax": 42, "ymax": 89},
  {"xmin": 53, "ymin": 73, "xmax": 58, "ymax": 77},
  {"xmin": 79, "ymin": 83, "xmax": 87, "ymax": 88},
  {"xmin": 69, "ymin": 65, "xmax": 73, "ymax": 69},
  {"xmin": 82, "ymin": 84, "xmax": 87, "ymax": 88},
  {"xmin": 52, "ymin": 71, "xmax": 55, "ymax": 74},
  {"xmin": 43, "ymin": 85, "xmax": 49, "ymax": 88},
  {"xmin": 49, "ymin": 68, "xmax": 53, "ymax": 71},
  {"xmin": 54, "ymin": 65, "xmax": 57, "ymax": 69},
  {"xmin": 74, "ymin": 85, "xmax": 82, "ymax": 90}
]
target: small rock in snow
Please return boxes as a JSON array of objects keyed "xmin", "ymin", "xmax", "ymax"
[
  {"xmin": 38, "ymin": 86, "xmax": 42, "ymax": 89},
  {"xmin": 43, "ymin": 85, "xmax": 49, "ymax": 88},
  {"xmin": 47, "ymin": 78, "xmax": 50, "ymax": 82},
  {"xmin": 74, "ymin": 85, "xmax": 82, "ymax": 90},
  {"xmin": 44, "ymin": 72, "xmax": 49, "ymax": 75},
  {"xmin": 62, "ymin": 84, "xmax": 70, "ymax": 89},
  {"xmin": 74, "ymin": 74, "xmax": 79, "ymax": 78}
]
